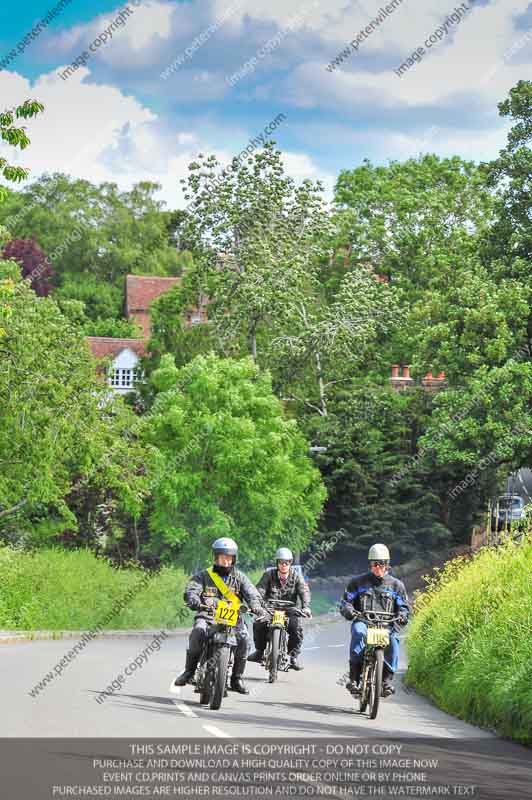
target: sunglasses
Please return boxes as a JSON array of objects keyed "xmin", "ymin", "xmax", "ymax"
[
  {"xmin": 370, "ymin": 561, "xmax": 388, "ymax": 567},
  {"xmin": 278, "ymin": 560, "xmax": 292, "ymax": 565}
]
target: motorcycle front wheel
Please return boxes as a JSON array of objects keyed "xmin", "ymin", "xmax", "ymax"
[
  {"xmin": 359, "ymin": 658, "xmax": 372, "ymax": 714},
  {"xmin": 268, "ymin": 628, "xmax": 281, "ymax": 683},
  {"xmin": 369, "ymin": 648, "xmax": 383, "ymax": 720},
  {"xmin": 210, "ymin": 646, "xmax": 231, "ymax": 710}
]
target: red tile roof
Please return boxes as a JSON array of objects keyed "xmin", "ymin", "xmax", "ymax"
[
  {"xmin": 125, "ymin": 275, "xmax": 181, "ymax": 313},
  {"xmin": 86, "ymin": 337, "xmax": 147, "ymax": 360}
]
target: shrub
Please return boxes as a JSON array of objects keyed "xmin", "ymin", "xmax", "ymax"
[{"xmin": 0, "ymin": 546, "xmax": 192, "ymax": 630}]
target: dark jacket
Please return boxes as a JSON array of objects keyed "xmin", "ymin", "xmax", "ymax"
[
  {"xmin": 184, "ymin": 565, "xmax": 263, "ymax": 621},
  {"xmin": 256, "ymin": 567, "xmax": 311, "ymax": 610},
  {"xmin": 339, "ymin": 571, "xmax": 410, "ymax": 632}
]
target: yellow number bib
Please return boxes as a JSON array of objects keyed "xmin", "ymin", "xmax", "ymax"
[
  {"xmin": 367, "ymin": 628, "xmax": 390, "ymax": 647},
  {"xmin": 272, "ymin": 610, "xmax": 286, "ymax": 626},
  {"xmin": 214, "ymin": 600, "xmax": 238, "ymax": 626}
]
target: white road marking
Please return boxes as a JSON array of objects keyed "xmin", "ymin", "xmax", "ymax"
[
  {"xmin": 303, "ymin": 646, "xmax": 320, "ymax": 651},
  {"xmin": 175, "ymin": 702, "xmax": 198, "ymax": 718},
  {"xmin": 328, "ymin": 644, "xmax": 345, "ymax": 648},
  {"xmin": 202, "ymin": 724, "xmax": 231, "ymax": 738}
]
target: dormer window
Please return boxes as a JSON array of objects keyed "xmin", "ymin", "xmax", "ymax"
[{"xmin": 110, "ymin": 367, "xmax": 135, "ymax": 389}]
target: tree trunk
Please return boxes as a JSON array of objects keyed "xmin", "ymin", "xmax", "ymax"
[{"xmin": 316, "ymin": 351, "xmax": 327, "ymax": 416}]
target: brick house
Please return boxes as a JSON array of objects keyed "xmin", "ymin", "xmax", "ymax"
[{"xmin": 86, "ymin": 274, "xmax": 206, "ymax": 394}]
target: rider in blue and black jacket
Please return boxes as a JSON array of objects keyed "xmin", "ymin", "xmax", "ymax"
[{"xmin": 339, "ymin": 543, "xmax": 410, "ymax": 697}]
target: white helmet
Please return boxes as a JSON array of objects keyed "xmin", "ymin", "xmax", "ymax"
[
  {"xmin": 275, "ymin": 547, "xmax": 293, "ymax": 562},
  {"xmin": 368, "ymin": 543, "xmax": 390, "ymax": 562},
  {"xmin": 212, "ymin": 537, "xmax": 238, "ymax": 563}
]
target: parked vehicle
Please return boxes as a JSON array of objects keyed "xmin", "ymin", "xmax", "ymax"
[{"xmin": 492, "ymin": 494, "xmax": 525, "ymax": 531}]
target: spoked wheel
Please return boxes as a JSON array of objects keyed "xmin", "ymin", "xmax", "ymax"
[
  {"xmin": 359, "ymin": 660, "xmax": 372, "ymax": 714},
  {"xmin": 369, "ymin": 648, "xmax": 383, "ymax": 720},
  {"xmin": 198, "ymin": 651, "xmax": 211, "ymax": 705},
  {"xmin": 280, "ymin": 630, "xmax": 290, "ymax": 672},
  {"xmin": 210, "ymin": 647, "xmax": 230, "ymax": 710},
  {"xmin": 269, "ymin": 628, "xmax": 281, "ymax": 683}
]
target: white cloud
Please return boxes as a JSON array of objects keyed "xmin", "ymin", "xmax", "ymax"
[
  {"xmin": 44, "ymin": 0, "xmax": 174, "ymax": 68},
  {"xmin": 0, "ymin": 67, "xmax": 329, "ymax": 209},
  {"xmin": 281, "ymin": 151, "xmax": 336, "ymax": 199},
  {"xmin": 284, "ymin": 0, "xmax": 532, "ymax": 116}
]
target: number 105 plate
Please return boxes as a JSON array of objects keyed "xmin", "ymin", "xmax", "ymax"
[{"xmin": 367, "ymin": 628, "xmax": 389, "ymax": 647}]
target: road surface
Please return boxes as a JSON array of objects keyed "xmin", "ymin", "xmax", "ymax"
[{"xmin": 0, "ymin": 617, "xmax": 510, "ymax": 740}]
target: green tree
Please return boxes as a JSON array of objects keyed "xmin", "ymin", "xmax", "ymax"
[
  {"xmin": 0, "ymin": 175, "xmax": 183, "ymax": 320},
  {"xmin": 483, "ymin": 80, "xmax": 532, "ymax": 267},
  {"xmin": 303, "ymin": 380, "xmax": 453, "ymax": 561},
  {"xmin": 0, "ymin": 261, "xmax": 147, "ymax": 544},
  {"xmin": 0, "ymin": 100, "xmax": 44, "ymax": 205},
  {"xmin": 334, "ymin": 155, "xmax": 493, "ymax": 294},
  {"xmin": 179, "ymin": 141, "xmax": 331, "ymax": 362},
  {"xmin": 141, "ymin": 353, "xmax": 326, "ymax": 568}
]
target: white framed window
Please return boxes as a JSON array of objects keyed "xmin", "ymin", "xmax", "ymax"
[{"xmin": 110, "ymin": 368, "xmax": 139, "ymax": 389}]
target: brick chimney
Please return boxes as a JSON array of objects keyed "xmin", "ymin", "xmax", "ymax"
[
  {"xmin": 422, "ymin": 370, "xmax": 447, "ymax": 392},
  {"xmin": 391, "ymin": 364, "xmax": 414, "ymax": 391}
]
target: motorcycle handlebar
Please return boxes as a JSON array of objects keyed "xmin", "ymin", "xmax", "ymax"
[{"xmin": 351, "ymin": 609, "xmax": 402, "ymax": 623}]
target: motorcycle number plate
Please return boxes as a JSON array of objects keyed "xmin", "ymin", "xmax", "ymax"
[
  {"xmin": 214, "ymin": 600, "xmax": 238, "ymax": 626},
  {"xmin": 272, "ymin": 610, "xmax": 286, "ymax": 626},
  {"xmin": 367, "ymin": 628, "xmax": 389, "ymax": 647}
]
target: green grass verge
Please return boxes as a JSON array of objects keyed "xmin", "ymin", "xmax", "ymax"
[
  {"xmin": 0, "ymin": 548, "xmax": 335, "ymax": 632},
  {"xmin": 406, "ymin": 535, "xmax": 532, "ymax": 746},
  {"xmin": 0, "ymin": 546, "xmax": 193, "ymax": 630}
]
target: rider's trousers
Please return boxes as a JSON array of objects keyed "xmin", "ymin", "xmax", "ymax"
[
  {"xmin": 189, "ymin": 616, "xmax": 250, "ymax": 677},
  {"xmin": 253, "ymin": 614, "xmax": 304, "ymax": 655},
  {"xmin": 349, "ymin": 621, "xmax": 400, "ymax": 674}
]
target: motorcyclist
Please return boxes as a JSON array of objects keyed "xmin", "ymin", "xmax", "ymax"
[
  {"xmin": 247, "ymin": 547, "xmax": 312, "ymax": 671},
  {"xmin": 339, "ymin": 543, "xmax": 410, "ymax": 697},
  {"xmin": 171, "ymin": 537, "xmax": 264, "ymax": 694}
]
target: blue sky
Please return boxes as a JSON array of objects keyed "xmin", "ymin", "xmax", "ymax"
[{"xmin": 1, "ymin": 0, "xmax": 531, "ymax": 209}]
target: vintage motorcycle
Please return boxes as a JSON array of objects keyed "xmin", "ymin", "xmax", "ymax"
[
  {"xmin": 261, "ymin": 599, "xmax": 306, "ymax": 683},
  {"xmin": 194, "ymin": 600, "xmax": 243, "ymax": 710},
  {"xmin": 350, "ymin": 609, "xmax": 401, "ymax": 720}
]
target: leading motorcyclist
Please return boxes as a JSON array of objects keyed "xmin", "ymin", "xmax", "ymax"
[
  {"xmin": 171, "ymin": 537, "xmax": 264, "ymax": 694},
  {"xmin": 247, "ymin": 547, "xmax": 312, "ymax": 671},
  {"xmin": 339, "ymin": 543, "xmax": 410, "ymax": 697}
]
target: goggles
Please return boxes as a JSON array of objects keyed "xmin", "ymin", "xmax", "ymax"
[{"xmin": 370, "ymin": 560, "xmax": 389, "ymax": 567}]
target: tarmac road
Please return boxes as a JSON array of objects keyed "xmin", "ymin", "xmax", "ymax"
[{"xmin": 0, "ymin": 617, "xmax": 511, "ymax": 740}]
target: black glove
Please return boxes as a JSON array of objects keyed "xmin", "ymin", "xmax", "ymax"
[
  {"xmin": 341, "ymin": 602, "xmax": 356, "ymax": 621},
  {"xmin": 398, "ymin": 611, "xmax": 409, "ymax": 626}
]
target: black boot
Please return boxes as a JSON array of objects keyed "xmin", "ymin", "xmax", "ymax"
[
  {"xmin": 230, "ymin": 675, "xmax": 249, "ymax": 694},
  {"xmin": 346, "ymin": 661, "xmax": 362, "ymax": 695},
  {"xmin": 230, "ymin": 652, "xmax": 250, "ymax": 694},
  {"xmin": 382, "ymin": 664, "xmax": 395, "ymax": 697},
  {"xmin": 289, "ymin": 652, "xmax": 303, "ymax": 671},
  {"xmin": 172, "ymin": 650, "xmax": 199, "ymax": 688}
]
